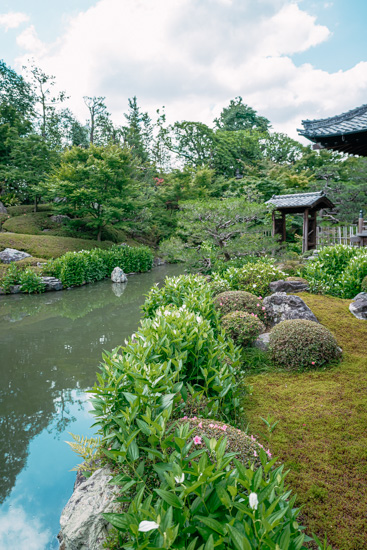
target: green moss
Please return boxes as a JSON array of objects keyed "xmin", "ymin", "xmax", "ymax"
[
  {"xmin": 243, "ymin": 293, "xmax": 367, "ymax": 550},
  {"xmin": 0, "ymin": 233, "xmax": 114, "ymax": 259}
]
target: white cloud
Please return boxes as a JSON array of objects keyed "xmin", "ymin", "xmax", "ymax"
[
  {"xmin": 0, "ymin": 505, "xmax": 51, "ymax": 550},
  {"xmin": 0, "ymin": 11, "xmax": 29, "ymax": 30},
  {"xmin": 12, "ymin": 0, "xmax": 367, "ymax": 140}
]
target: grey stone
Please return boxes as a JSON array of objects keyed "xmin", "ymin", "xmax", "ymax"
[
  {"xmin": 253, "ymin": 332, "xmax": 270, "ymax": 351},
  {"xmin": 349, "ymin": 296, "xmax": 367, "ymax": 320},
  {"xmin": 111, "ymin": 266, "xmax": 127, "ymax": 283},
  {"xmin": 50, "ymin": 214, "xmax": 70, "ymax": 224},
  {"xmin": 0, "ymin": 248, "xmax": 31, "ymax": 264},
  {"xmin": 153, "ymin": 257, "xmax": 165, "ymax": 267},
  {"xmin": 59, "ymin": 466, "xmax": 120, "ymax": 550},
  {"xmin": 352, "ymin": 292, "xmax": 367, "ymax": 301},
  {"xmin": 269, "ymin": 279, "xmax": 309, "ymax": 293},
  {"xmin": 9, "ymin": 285, "xmax": 22, "ymax": 294},
  {"xmin": 41, "ymin": 276, "xmax": 63, "ymax": 291},
  {"xmin": 263, "ymin": 292, "xmax": 318, "ymax": 326},
  {"xmin": 0, "ymin": 201, "xmax": 7, "ymax": 214}
]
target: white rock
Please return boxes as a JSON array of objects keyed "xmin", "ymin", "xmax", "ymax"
[
  {"xmin": 0, "ymin": 248, "xmax": 31, "ymax": 264},
  {"xmin": 111, "ymin": 267, "xmax": 127, "ymax": 283},
  {"xmin": 59, "ymin": 466, "xmax": 120, "ymax": 550},
  {"xmin": 253, "ymin": 332, "xmax": 270, "ymax": 351}
]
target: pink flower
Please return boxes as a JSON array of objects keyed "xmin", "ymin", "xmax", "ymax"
[
  {"xmin": 262, "ymin": 307, "xmax": 265, "ymax": 311},
  {"xmin": 222, "ymin": 425, "xmax": 227, "ymax": 431},
  {"xmin": 193, "ymin": 436, "xmax": 202, "ymax": 445},
  {"xmin": 258, "ymin": 296, "xmax": 262, "ymax": 300},
  {"xmin": 311, "ymin": 361, "xmax": 315, "ymax": 365},
  {"xmin": 257, "ymin": 303, "xmax": 260, "ymax": 307},
  {"xmin": 250, "ymin": 435, "xmax": 256, "ymax": 441},
  {"xmin": 183, "ymin": 416, "xmax": 188, "ymax": 420},
  {"xmin": 209, "ymin": 423, "xmax": 214, "ymax": 428},
  {"xmin": 192, "ymin": 416, "xmax": 197, "ymax": 420},
  {"xmin": 220, "ymin": 303, "xmax": 223, "ymax": 306},
  {"xmin": 254, "ymin": 451, "xmax": 258, "ymax": 457},
  {"xmin": 198, "ymin": 422, "xmax": 203, "ymax": 428}
]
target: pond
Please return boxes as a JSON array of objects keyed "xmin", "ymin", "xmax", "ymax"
[{"xmin": 0, "ymin": 264, "xmax": 183, "ymax": 550}]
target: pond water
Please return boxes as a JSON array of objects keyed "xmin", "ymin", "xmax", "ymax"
[{"xmin": 0, "ymin": 264, "xmax": 182, "ymax": 550}]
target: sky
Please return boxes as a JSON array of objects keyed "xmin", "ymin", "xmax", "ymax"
[{"xmin": 1, "ymin": 0, "xmax": 367, "ymax": 141}]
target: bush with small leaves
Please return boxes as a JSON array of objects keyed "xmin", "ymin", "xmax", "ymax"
[
  {"xmin": 362, "ymin": 275, "xmax": 367, "ymax": 292},
  {"xmin": 214, "ymin": 290, "xmax": 267, "ymax": 323},
  {"xmin": 222, "ymin": 311, "xmax": 265, "ymax": 347},
  {"xmin": 270, "ymin": 319, "xmax": 341, "ymax": 370}
]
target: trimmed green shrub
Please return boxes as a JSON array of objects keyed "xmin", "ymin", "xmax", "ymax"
[
  {"xmin": 222, "ymin": 311, "xmax": 265, "ymax": 347},
  {"xmin": 338, "ymin": 253, "xmax": 367, "ymax": 298},
  {"xmin": 211, "ymin": 262, "xmax": 285, "ymax": 297},
  {"xmin": 269, "ymin": 319, "xmax": 340, "ymax": 370},
  {"xmin": 45, "ymin": 244, "xmax": 153, "ymax": 287},
  {"xmin": 362, "ymin": 275, "xmax": 367, "ymax": 292},
  {"xmin": 214, "ymin": 290, "xmax": 267, "ymax": 323}
]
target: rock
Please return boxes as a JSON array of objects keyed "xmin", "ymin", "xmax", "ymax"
[
  {"xmin": 41, "ymin": 276, "xmax": 63, "ymax": 291},
  {"xmin": 253, "ymin": 332, "xmax": 270, "ymax": 351},
  {"xmin": 263, "ymin": 292, "xmax": 318, "ymax": 326},
  {"xmin": 9, "ymin": 285, "xmax": 22, "ymax": 294},
  {"xmin": 50, "ymin": 214, "xmax": 70, "ymax": 224},
  {"xmin": 58, "ymin": 466, "xmax": 120, "ymax": 550},
  {"xmin": 269, "ymin": 279, "xmax": 309, "ymax": 293},
  {"xmin": 0, "ymin": 201, "xmax": 7, "ymax": 214},
  {"xmin": 111, "ymin": 266, "xmax": 127, "ymax": 283},
  {"xmin": 353, "ymin": 292, "xmax": 367, "ymax": 301},
  {"xmin": 153, "ymin": 257, "xmax": 165, "ymax": 267},
  {"xmin": 0, "ymin": 287, "xmax": 6, "ymax": 295},
  {"xmin": 0, "ymin": 248, "xmax": 31, "ymax": 264},
  {"xmin": 349, "ymin": 295, "xmax": 367, "ymax": 320}
]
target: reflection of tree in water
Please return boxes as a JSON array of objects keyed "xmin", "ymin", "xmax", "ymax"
[{"xmin": 0, "ymin": 265, "xmax": 182, "ymax": 504}]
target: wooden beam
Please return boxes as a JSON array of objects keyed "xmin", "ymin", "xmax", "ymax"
[
  {"xmin": 303, "ymin": 208, "xmax": 309, "ymax": 253},
  {"xmin": 272, "ymin": 211, "xmax": 275, "ymax": 237},
  {"xmin": 281, "ymin": 212, "xmax": 286, "ymax": 242}
]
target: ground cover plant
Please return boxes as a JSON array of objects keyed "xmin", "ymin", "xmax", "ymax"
[
  {"xmin": 243, "ymin": 293, "xmax": 367, "ymax": 550},
  {"xmin": 85, "ymin": 273, "xmax": 330, "ymax": 550}
]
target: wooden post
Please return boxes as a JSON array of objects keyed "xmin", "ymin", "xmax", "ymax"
[
  {"xmin": 302, "ymin": 208, "xmax": 309, "ymax": 253},
  {"xmin": 358, "ymin": 210, "xmax": 364, "ymax": 233},
  {"xmin": 281, "ymin": 212, "xmax": 286, "ymax": 242}
]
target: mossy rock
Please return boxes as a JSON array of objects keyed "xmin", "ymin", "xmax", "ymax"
[
  {"xmin": 222, "ymin": 311, "xmax": 265, "ymax": 347},
  {"xmin": 270, "ymin": 319, "xmax": 341, "ymax": 370},
  {"xmin": 214, "ymin": 290, "xmax": 267, "ymax": 323},
  {"xmin": 176, "ymin": 417, "xmax": 270, "ymax": 467}
]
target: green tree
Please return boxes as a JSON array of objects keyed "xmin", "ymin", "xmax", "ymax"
[
  {"xmin": 169, "ymin": 121, "xmax": 215, "ymax": 167},
  {"xmin": 214, "ymin": 96, "xmax": 270, "ymax": 133},
  {"xmin": 122, "ymin": 96, "xmax": 152, "ymax": 163},
  {"xmin": 45, "ymin": 144, "xmax": 135, "ymax": 240},
  {"xmin": 83, "ymin": 96, "xmax": 116, "ymax": 145},
  {"xmin": 212, "ymin": 129, "xmax": 263, "ymax": 177}
]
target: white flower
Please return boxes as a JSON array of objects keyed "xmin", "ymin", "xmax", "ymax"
[
  {"xmin": 174, "ymin": 473, "xmax": 185, "ymax": 483},
  {"xmin": 138, "ymin": 520, "xmax": 160, "ymax": 532},
  {"xmin": 249, "ymin": 492, "xmax": 258, "ymax": 510}
]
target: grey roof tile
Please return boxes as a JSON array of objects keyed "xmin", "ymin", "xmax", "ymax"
[
  {"xmin": 298, "ymin": 104, "xmax": 367, "ymax": 138},
  {"xmin": 266, "ymin": 191, "xmax": 327, "ymax": 208}
]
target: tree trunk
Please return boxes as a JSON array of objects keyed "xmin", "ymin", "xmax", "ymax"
[
  {"xmin": 34, "ymin": 196, "xmax": 38, "ymax": 213},
  {"xmin": 97, "ymin": 226, "xmax": 102, "ymax": 241}
]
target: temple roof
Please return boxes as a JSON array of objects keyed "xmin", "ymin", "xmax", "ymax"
[
  {"xmin": 298, "ymin": 104, "xmax": 367, "ymax": 139},
  {"xmin": 266, "ymin": 191, "xmax": 334, "ymax": 211}
]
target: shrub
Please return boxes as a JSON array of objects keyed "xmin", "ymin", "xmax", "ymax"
[
  {"xmin": 269, "ymin": 319, "xmax": 340, "ymax": 370},
  {"xmin": 214, "ymin": 290, "xmax": 267, "ymax": 323},
  {"xmin": 0, "ymin": 262, "xmax": 21, "ymax": 292},
  {"xmin": 222, "ymin": 311, "xmax": 265, "ymax": 347},
  {"xmin": 337, "ymin": 252, "xmax": 367, "ymax": 298},
  {"xmin": 211, "ymin": 262, "xmax": 285, "ymax": 297},
  {"xmin": 142, "ymin": 274, "xmax": 219, "ymax": 329},
  {"xmin": 19, "ymin": 268, "xmax": 46, "ymax": 293},
  {"xmin": 45, "ymin": 244, "xmax": 153, "ymax": 287},
  {"xmin": 362, "ymin": 275, "xmax": 367, "ymax": 292}
]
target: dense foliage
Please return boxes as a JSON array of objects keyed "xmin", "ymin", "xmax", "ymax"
[
  {"xmin": 222, "ymin": 311, "xmax": 265, "ymax": 347},
  {"xmin": 214, "ymin": 291, "xmax": 267, "ymax": 324},
  {"xmin": 302, "ymin": 245, "xmax": 367, "ymax": 298},
  {"xmin": 269, "ymin": 319, "xmax": 340, "ymax": 370},
  {"xmin": 45, "ymin": 245, "xmax": 153, "ymax": 287},
  {"xmin": 211, "ymin": 261, "xmax": 285, "ymax": 298}
]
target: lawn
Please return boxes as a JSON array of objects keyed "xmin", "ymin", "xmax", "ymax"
[{"xmin": 244, "ymin": 293, "xmax": 367, "ymax": 549}]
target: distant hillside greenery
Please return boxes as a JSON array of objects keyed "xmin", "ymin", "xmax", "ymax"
[{"xmin": 1, "ymin": 59, "xmax": 367, "ymax": 254}]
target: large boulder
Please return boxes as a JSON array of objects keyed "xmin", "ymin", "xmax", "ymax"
[
  {"xmin": 50, "ymin": 214, "xmax": 70, "ymax": 224},
  {"xmin": 0, "ymin": 248, "xmax": 31, "ymax": 264},
  {"xmin": 263, "ymin": 292, "xmax": 318, "ymax": 326},
  {"xmin": 0, "ymin": 201, "xmax": 7, "ymax": 214},
  {"xmin": 253, "ymin": 332, "xmax": 270, "ymax": 351},
  {"xmin": 269, "ymin": 278, "xmax": 308, "ymax": 293},
  {"xmin": 349, "ymin": 293, "xmax": 367, "ymax": 320},
  {"xmin": 41, "ymin": 276, "xmax": 63, "ymax": 292},
  {"xmin": 58, "ymin": 466, "xmax": 120, "ymax": 550},
  {"xmin": 111, "ymin": 266, "xmax": 127, "ymax": 283}
]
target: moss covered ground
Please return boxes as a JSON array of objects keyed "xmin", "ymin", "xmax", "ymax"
[{"xmin": 244, "ymin": 293, "xmax": 367, "ymax": 549}]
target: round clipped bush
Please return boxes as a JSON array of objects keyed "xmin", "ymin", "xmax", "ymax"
[
  {"xmin": 361, "ymin": 275, "xmax": 367, "ymax": 292},
  {"xmin": 222, "ymin": 311, "xmax": 265, "ymax": 347},
  {"xmin": 269, "ymin": 319, "xmax": 340, "ymax": 370},
  {"xmin": 214, "ymin": 290, "xmax": 267, "ymax": 323}
]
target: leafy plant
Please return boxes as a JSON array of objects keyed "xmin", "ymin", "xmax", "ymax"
[
  {"xmin": 221, "ymin": 311, "xmax": 265, "ymax": 347},
  {"xmin": 66, "ymin": 432, "xmax": 102, "ymax": 473},
  {"xmin": 214, "ymin": 290, "xmax": 268, "ymax": 324},
  {"xmin": 19, "ymin": 268, "xmax": 46, "ymax": 293},
  {"xmin": 0, "ymin": 262, "xmax": 21, "ymax": 292},
  {"xmin": 211, "ymin": 262, "xmax": 285, "ymax": 298}
]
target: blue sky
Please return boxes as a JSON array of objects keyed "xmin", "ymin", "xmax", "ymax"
[{"xmin": 1, "ymin": 0, "xmax": 367, "ymax": 140}]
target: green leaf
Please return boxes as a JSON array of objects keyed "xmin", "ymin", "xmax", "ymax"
[
  {"xmin": 204, "ymin": 535, "xmax": 214, "ymax": 550},
  {"xmin": 154, "ymin": 489, "xmax": 183, "ymax": 509},
  {"xmin": 196, "ymin": 516, "xmax": 226, "ymax": 536},
  {"xmin": 227, "ymin": 524, "xmax": 252, "ymax": 550},
  {"xmin": 102, "ymin": 512, "xmax": 128, "ymax": 531}
]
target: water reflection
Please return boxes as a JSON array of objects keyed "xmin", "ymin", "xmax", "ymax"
[{"xmin": 0, "ymin": 264, "xmax": 183, "ymax": 546}]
